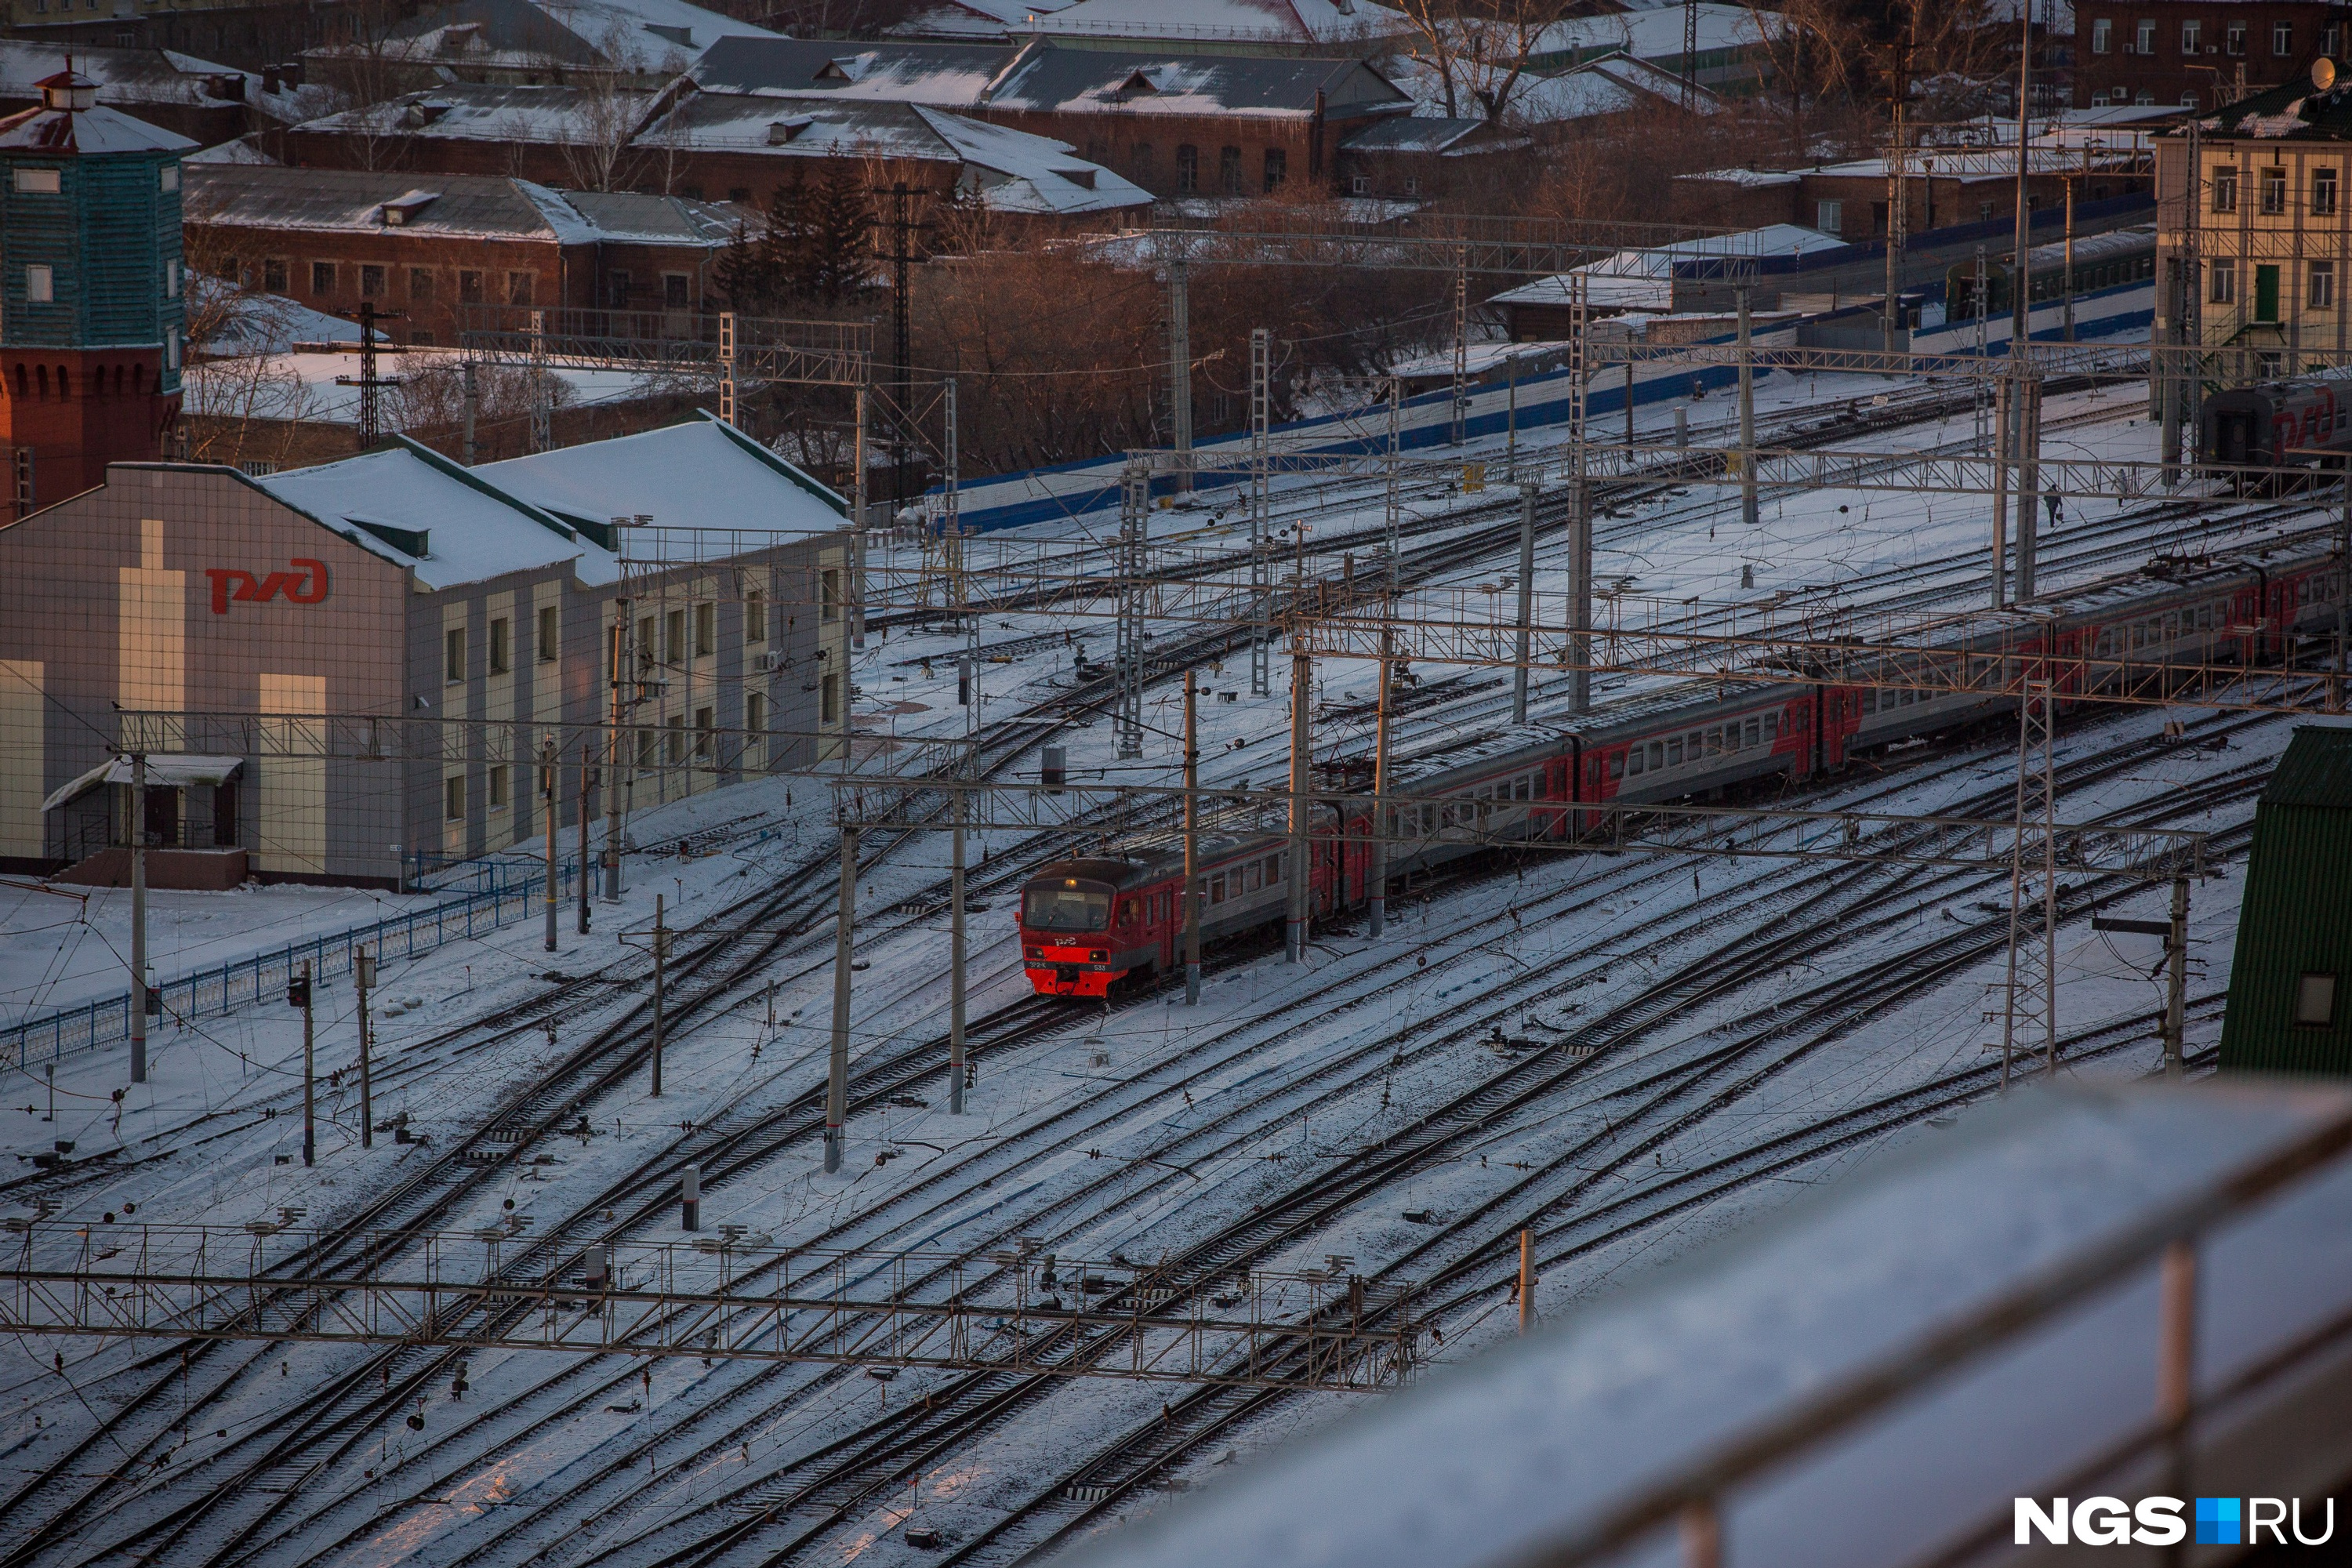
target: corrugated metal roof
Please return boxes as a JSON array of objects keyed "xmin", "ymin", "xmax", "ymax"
[
  {"xmin": 1337, "ymin": 115, "xmax": 1490, "ymax": 151},
  {"xmin": 0, "ymin": 100, "xmax": 194, "ymax": 154},
  {"xmin": 184, "ymin": 164, "xmax": 739, "ymax": 244},
  {"xmin": 2260, "ymin": 724, "xmax": 2352, "ymax": 809},
  {"xmin": 291, "ymin": 83, "xmax": 662, "ymax": 145}
]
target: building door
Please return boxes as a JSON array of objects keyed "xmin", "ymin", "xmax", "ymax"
[
  {"xmin": 145, "ymin": 786, "xmax": 178, "ymax": 849},
  {"xmin": 2256, "ymin": 264, "xmax": 2281, "ymax": 322}
]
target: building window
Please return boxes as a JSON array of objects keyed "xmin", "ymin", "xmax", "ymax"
[
  {"xmin": 694, "ymin": 705, "xmax": 713, "ymax": 758},
  {"xmin": 663, "ymin": 274, "xmax": 688, "ymax": 309},
  {"xmin": 507, "ymin": 271, "xmax": 534, "ymax": 306},
  {"xmin": 410, "ymin": 267, "xmax": 434, "ymax": 300},
  {"xmin": 538, "ymin": 604, "xmax": 559, "ymax": 661},
  {"xmin": 820, "ymin": 568, "xmax": 840, "ymax": 622},
  {"xmin": 2312, "ymin": 260, "xmax": 2336, "ymax": 310},
  {"xmin": 159, "ymin": 165, "xmax": 178, "ymax": 195},
  {"xmin": 487, "ymin": 764, "xmax": 508, "ymax": 809},
  {"xmin": 2261, "ymin": 167, "xmax": 2286, "ymax": 214},
  {"xmin": 2135, "ymin": 18, "xmax": 2154, "ymax": 52},
  {"xmin": 2226, "ymin": 21, "xmax": 2245, "ymax": 55},
  {"xmin": 694, "ymin": 601, "xmax": 713, "ymax": 657},
  {"xmin": 2211, "ymin": 256, "xmax": 2236, "ymax": 303},
  {"xmin": 12, "ymin": 167, "xmax": 57, "ymax": 194},
  {"xmin": 2212, "ymin": 165, "xmax": 2238, "ymax": 212},
  {"xmin": 822, "ymin": 671, "xmax": 840, "ymax": 724},
  {"xmin": 459, "ymin": 270, "xmax": 484, "ymax": 303},
  {"xmin": 1175, "ymin": 143, "xmax": 1198, "ymax": 194},
  {"xmin": 2091, "ymin": 17, "xmax": 2110, "ymax": 53},
  {"xmin": 1816, "ymin": 199, "xmax": 1842, "ymax": 234},
  {"xmin": 263, "ymin": 259, "xmax": 287, "ymax": 292},
  {"xmin": 445, "ymin": 775, "xmax": 466, "ymax": 821},
  {"xmin": 167, "ymin": 259, "xmax": 181, "ymax": 299},
  {"xmin": 637, "ymin": 727, "xmax": 655, "ymax": 767},
  {"xmin": 1131, "ymin": 142, "xmax": 1152, "ymax": 177},
  {"xmin": 608, "ymin": 269, "xmax": 630, "ymax": 307},
  {"xmin": 2318, "ymin": 167, "xmax": 2339, "ymax": 216},
  {"xmin": 24, "ymin": 264, "xmax": 52, "ymax": 303},
  {"xmin": 1351, "ymin": 173, "xmax": 1370, "ymax": 194},
  {"xmin": 2136, "ymin": 89, "xmax": 2156, "ymax": 104},
  {"xmin": 746, "ymin": 691, "xmax": 766, "ymax": 738},
  {"xmin": 1263, "ymin": 147, "xmax": 1286, "ymax": 192},
  {"xmin": 2274, "ymin": 20, "xmax": 2293, "ymax": 55},
  {"xmin": 488, "ymin": 616, "xmax": 510, "ymax": 673},
  {"xmin": 666, "ymin": 607, "xmax": 686, "ymax": 664},
  {"xmin": 445, "ymin": 625, "xmax": 466, "ymax": 684},
  {"xmin": 2180, "ymin": 19, "xmax": 2199, "ymax": 53},
  {"xmin": 2297, "ymin": 972, "xmax": 2337, "ymax": 1026},
  {"xmin": 360, "ymin": 263, "xmax": 385, "ymax": 298},
  {"xmin": 1220, "ymin": 145, "xmax": 1243, "ymax": 195},
  {"xmin": 312, "ymin": 261, "xmax": 335, "ymax": 296},
  {"xmin": 665, "ymin": 715, "xmax": 684, "ymax": 764},
  {"xmin": 746, "ymin": 589, "xmax": 767, "ymax": 643}
]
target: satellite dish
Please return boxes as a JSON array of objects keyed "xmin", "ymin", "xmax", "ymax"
[{"xmin": 2315, "ymin": 56, "xmax": 2338, "ymax": 92}]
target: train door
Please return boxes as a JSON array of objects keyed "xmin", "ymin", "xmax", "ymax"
[{"xmin": 2211, "ymin": 409, "xmax": 2256, "ymax": 464}]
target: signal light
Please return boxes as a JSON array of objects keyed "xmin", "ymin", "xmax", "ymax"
[{"xmin": 286, "ymin": 976, "xmax": 310, "ymax": 1010}]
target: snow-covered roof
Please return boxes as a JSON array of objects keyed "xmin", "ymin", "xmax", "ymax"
[
  {"xmin": 982, "ymin": 45, "xmax": 1410, "ymax": 120},
  {"xmin": 1679, "ymin": 165, "xmax": 1801, "ymax": 187},
  {"xmin": 302, "ymin": 0, "xmax": 780, "ymax": 81},
  {"xmin": 1381, "ymin": 49, "xmax": 1716, "ymax": 128},
  {"xmin": 256, "ymin": 439, "xmax": 609, "ymax": 592},
  {"xmin": 481, "ymin": 412, "xmax": 846, "ymax": 538},
  {"xmin": 184, "ymin": 164, "xmax": 741, "ymax": 245},
  {"xmin": 634, "ymin": 93, "xmax": 1149, "ymax": 212},
  {"xmin": 1491, "ymin": 223, "xmax": 1849, "ymax": 310},
  {"xmin": 1525, "ymin": 1, "xmax": 1780, "ymax": 66},
  {"xmin": 189, "ymin": 275, "xmax": 382, "ymax": 356},
  {"xmin": 1057, "ymin": 1080, "xmax": 2352, "ymax": 1568},
  {"xmin": 1336, "ymin": 114, "xmax": 1499, "ymax": 153},
  {"xmin": 1035, "ymin": 0, "xmax": 1407, "ymax": 49},
  {"xmin": 0, "ymin": 40, "xmax": 338, "ymax": 125},
  {"xmin": 687, "ymin": 36, "xmax": 1014, "ymax": 103},
  {"xmin": 887, "ymin": 0, "xmax": 1072, "ymax": 40},
  {"xmin": 187, "ymin": 135, "xmax": 278, "ymax": 164},
  {"xmin": 0, "ymin": 94, "xmax": 196, "ymax": 154},
  {"xmin": 288, "ymin": 83, "xmax": 663, "ymax": 145}
]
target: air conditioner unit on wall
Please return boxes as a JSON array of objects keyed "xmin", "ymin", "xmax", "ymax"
[{"xmin": 755, "ymin": 650, "xmax": 787, "ymax": 674}]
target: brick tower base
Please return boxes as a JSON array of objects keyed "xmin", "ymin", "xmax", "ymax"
[{"xmin": 0, "ymin": 347, "xmax": 177, "ymax": 510}]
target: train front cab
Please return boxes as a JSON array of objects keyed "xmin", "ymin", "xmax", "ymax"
[{"xmin": 1022, "ymin": 872, "xmax": 1123, "ymax": 998}]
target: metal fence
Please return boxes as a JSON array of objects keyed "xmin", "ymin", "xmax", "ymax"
[{"xmin": 1, "ymin": 861, "xmax": 583, "ymax": 1071}]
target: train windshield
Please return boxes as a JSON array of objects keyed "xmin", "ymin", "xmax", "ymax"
[{"xmin": 1024, "ymin": 884, "xmax": 1110, "ymax": 932}]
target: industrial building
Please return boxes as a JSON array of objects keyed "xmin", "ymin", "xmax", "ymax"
[{"xmin": 0, "ymin": 414, "xmax": 854, "ymax": 888}]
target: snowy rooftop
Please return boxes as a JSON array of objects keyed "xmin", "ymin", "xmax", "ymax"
[
  {"xmin": 1490, "ymin": 224, "xmax": 1851, "ymax": 309},
  {"xmin": 0, "ymin": 93, "xmax": 196, "ymax": 154},
  {"xmin": 289, "ymin": 83, "xmax": 663, "ymax": 146},
  {"xmin": 480, "ymin": 412, "xmax": 846, "ymax": 537},
  {"xmin": 1061, "ymin": 1080, "xmax": 2352, "ymax": 1568},
  {"xmin": 184, "ymin": 165, "xmax": 742, "ymax": 245},
  {"xmin": 0, "ymin": 40, "xmax": 332, "ymax": 125},
  {"xmin": 301, "ymin": 0, "xmax": 780, "ymax": 79},
  {"xmin": 981, "ymin": 45, "xmax": 1409, "ymax": 119},
  {"xmin": 255, "ymin": 440, "xmax": 607, "ymax": 592},
  {"xmin": 887, "ymin": 0, "xmax": 1073, "ymax": 38},
  {"xmin": 1033, "ymin": 0, "xmax": 1408, "ymax": 48},
  {"xmin": 1527, "ymin": 1, "xmax": 1780, "ymax": 64},
  {"xmin": 686, "ymin": 36, "xmax": 1014, "ymax": 103}
]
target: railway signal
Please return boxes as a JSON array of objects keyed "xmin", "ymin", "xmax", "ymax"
[{"xmin": 291, "ymin": 960, "xmax": 314, "ymax": 1167}]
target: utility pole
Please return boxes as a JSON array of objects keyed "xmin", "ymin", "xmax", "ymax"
[
  {"xmin": 1368, "ymin": 620, "xmax": 1393, "ymax": 940},
  {"xmin": 1568, "ymin": 268, "xmax": 1592, "ymax": 716},
  {"xmin": 354, "ymin": 948, "xmax": 375, "ymax": 1149},
  {"xmin": 1883, "ymin": 35, "xmax": 1911, "ymax": 354},
  {"xmin": 1385, "ymin": 374, "xmax": 1402, "ymax": 575},
  {"xmin": 2336, "ymin": 475, "xmax": 2350, "ymax": 713},
  {"xmin": 2012, "ymin": 0, "xmax": 2034, "ymax": 358},
  {"xmin": 1183, "ymin": 670, "xmax": 1201, "ymax": 1004},
  {"xmin": 825, "ymin": 828, "xmax": 856, "ymax": 1173},
  {"xmin": 651, "ymin": 894, "xmax": 666, "ymax": 1097},
  {"xmin": 2015, "ymin": 371, "xmax": 2042, "ymax": 601},
  {"xmin": 2165, "ymin": 877, "xmax": 2189, "ymax": 1080},
  {"xmin": 2063, "ymin": 174, "xmax": 2077, "ymax": 342},
  {"xmin": 949, "ymin": 786, "xmax": 967, "ymax": 1113},
  {"xmin": 577, "ymin": 757, "xmax": 593, "ymax": 934},
  {"xmin": 1680, "ymin": 0, "xmax": 1698, "ymax": 107},
  {"xmin": 891, "ymin": 182, "xmax": 913, "ymax": 511},
  {"xmin": 1286, "ymin": 645, "xmax": 1312, "ymax": 964},
  {"xmin": 1168, "ymin": 249, "xmax": 1192, "ymax": 492},
  {"xmin": 1114, "ymin": 459, "xmax": 1147, "ymax": 760},
  {"xmin": 1250, "ymin": 328, "xmax": 1272, "ymax": 697},
  {"xmin": 345, "ymin": 300, "xmax": 406, "ymax": 451},
  {"xmin": 1450, "ymin": 245, "xmax": 1468, "ymax": 446},
  {"xmin": 717, "ymin": 310, "xmax": 736, "ymax": 427},
  {"xmin": 293, "ymin": 959, "xmax": 314, "ymax": 1166},
  {"xmin": 1991, "ymin": 374, "xmax": 2012, "ymax": 608},
  {"xmin": 1736, "ymin": 289, "xmax": 1759, "ymax": 532},
  {"xmin": 852, "ymin": 377, "xmax": 869, "ymax": 651},
  {"xmin": 129, "ymin": 750, "xmax": 147, "ymax": 1086},
  {"xmin": 604, "ymin": 604, "xmax": 628, "ymax": 901},
  {"xmin": 542, "ymin": 735, "xmax": 559, "ymax": 953},
  {"xmin": 529, "ymin": 307, "xmax": 551, "ymax": 455},
  {"xmin": 1512, "ymin": 482, "xmax": 1537, "ymax": 723},
  {"xmin": 1518, "ymin": 1229, "xmax": 1535, "ymax": 1334}
]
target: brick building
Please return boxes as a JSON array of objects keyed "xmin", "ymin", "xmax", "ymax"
[
  {"xmin": 300, "ymin": 0, "xmax": 782, "ymax": 91},
  {"xmin": 184, "ymin": 165, "xmax": 742, "ymax": 344},
  {"xmin": 0, "ymin": 417, "xmax": 854, "ymax": 885},
  {"xmin": 2074, "ymin": 0, "xmax": 2347, "ymax": 108}
]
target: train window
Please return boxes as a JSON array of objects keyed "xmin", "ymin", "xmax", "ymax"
[
  {"xmin": 1516, "ymin": 775, "xmax": 1532, "ymax": 800},
  {"xmin": 1626, "ymin": 748, "xmax": 1643, "ymax": 776},
  {"xmin": 1610, "ymin": 751, "xmax": 1626, "ymax": 779},
  {"xmin": 1243, "ymin": 862, "xmax": 1261, "ymax": 892},
  {"xmin": 1025, "ymin": 884, "xmax": 1109, "ymax": 931},
  {"xmin": 1648, "ymin": 740, "xmax": 1664, "ymax": 770},
  {"xmin": 1744, "ymin": 717, "xmax": 1759, "ymax": 746},
  {"xmin": 1210, "ymin": 873, "xmax": 1226, "ymax": 904},
  {"xmin": 1766, "ymin": 712, "xmax": 1779, "ymax": 741},
  {"xmin": 1265, "ymin": 854, "xmax": 1281, "ymax": 884},
  {"xmin": 1665, "ymin": 738, "xmax": 1683, "ymax": 766}
]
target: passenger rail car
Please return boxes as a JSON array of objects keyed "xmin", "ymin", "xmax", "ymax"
[
  {"xmin": 1019, "ymin": 546, "xmax": 2347, "ymax": 998},
  {"xmin": 1943, "ymin": 223, "xmax": 2156, "ymax": 321},
  {"xmin": 2203, "ymin": 368, "xmax": 2352, "ymax": 469}
]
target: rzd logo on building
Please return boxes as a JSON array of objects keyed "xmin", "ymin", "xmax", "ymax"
[
  {"xmin": 205, "ymin": 559, "xmax": 330, "ymax": 615},
  {"xmin": 2016, "ymin": 1496, "xmax": 2336, "ymax": 1546}
]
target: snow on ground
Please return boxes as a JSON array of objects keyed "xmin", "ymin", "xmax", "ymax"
[{"xmin": 2, "ymin": 343, "xmax": 2335, "ymax": 1567}]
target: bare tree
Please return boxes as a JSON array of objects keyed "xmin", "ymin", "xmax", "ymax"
[{"xmin": 1387, "ymin": 0, "xmax": 1580, "ymax": 122}]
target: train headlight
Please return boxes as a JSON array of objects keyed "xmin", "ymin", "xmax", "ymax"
[{"xmin": 1090, "ymin": 949, "xmax": 1107, "ymax": 962}]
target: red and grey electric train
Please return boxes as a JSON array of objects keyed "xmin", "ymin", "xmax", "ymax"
[
  {"xmin": 1020, "ymin": 544, "xmax": 2345, "ymax": 998},
  {"xmin": 2204, "ymin": 368, "xmax": 2352, "ymax": 468}
]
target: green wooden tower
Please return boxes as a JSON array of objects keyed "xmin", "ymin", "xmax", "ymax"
[{"xmin": 2219, "ymin": 725, "xmax": 2352, "ymax": 1076}]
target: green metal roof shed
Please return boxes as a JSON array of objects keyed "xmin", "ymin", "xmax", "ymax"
[{"xmin": 2220, "ymin": 725, "xmax": 2352, "ymax": 1076}]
